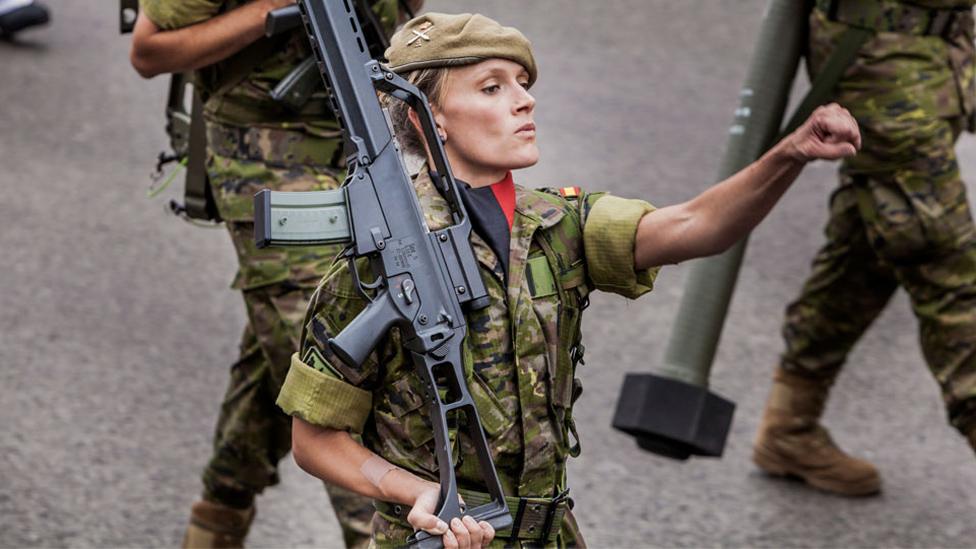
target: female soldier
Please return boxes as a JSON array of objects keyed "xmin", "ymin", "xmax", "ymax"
[{"xmin": 276, "ymin": 12, "xmax": 861, "ymax": 549}]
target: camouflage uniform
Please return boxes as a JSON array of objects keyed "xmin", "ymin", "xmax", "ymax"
[
  {"xmin": 780, "ymin": 1, "xmax": 976, "ymax": 446},
  {"xmin": 140, "ymin": 1, "xmax": 400, "ymax": 545},
  {"xmin": 277, "ymin": 169, "xmax": 660, "ymax": 547}
]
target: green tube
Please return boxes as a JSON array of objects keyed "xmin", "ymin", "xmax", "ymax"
[{"xmin": 657, "ymin": 0, "xmax": 811, "ymax": 387}]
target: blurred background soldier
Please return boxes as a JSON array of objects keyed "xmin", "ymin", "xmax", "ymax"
[
  {"xmin": 128, "ymin": 0, "xmax": 415, "ymax": 546},
  {"xmin": 754, "ymin": 0, "xmax": 976, "ymax": 496},
  {"xmin": 0, "ymin": 0, "xmax": 49, "ymax": 38}
]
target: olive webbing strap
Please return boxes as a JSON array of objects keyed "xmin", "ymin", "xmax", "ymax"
[
  {"xmin": 778, "ymin": 27, "xmax": 872, "ymax": 140},
  {"xmin": 183, "ymin": 90, "xmax": 221, "ymax": 222},
  {"xmin": 180, "ymin": 36, "xmax": 289, "ymax": 222}
]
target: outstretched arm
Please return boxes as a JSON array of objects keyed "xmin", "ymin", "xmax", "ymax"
[
  {"xmin": 291, "ymin": 418, "xmax": 495, "ymax": 549},
  {"xmin": 129, "ymin": 0, "xmax": 293, "ymax": 78},
  {"xmin": 634, "ymin": 103, "xmax": 860, "ymax": 269}
]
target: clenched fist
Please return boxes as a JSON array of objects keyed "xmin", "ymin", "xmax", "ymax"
[{"xmin": 784, "ymin": 103, "xmax": 861, "ymax": 162}]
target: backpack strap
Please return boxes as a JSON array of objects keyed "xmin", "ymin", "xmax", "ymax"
[{"xmin": 778, "ymin": 26, "xmax": 871, "ymax": 138}]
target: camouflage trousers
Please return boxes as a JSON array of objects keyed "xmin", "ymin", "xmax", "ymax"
[
  {"xmin": 199, "ymin": 123, "xmax": 373, "ymax": 547},
  {"xmin": 780, "ymin": 112, "xmax": 976, "ymax": 444}
]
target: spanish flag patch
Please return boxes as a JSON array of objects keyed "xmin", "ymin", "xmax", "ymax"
[{"xmin": 558, "ymin": 186, "xmax": 581, "ymax": 198}]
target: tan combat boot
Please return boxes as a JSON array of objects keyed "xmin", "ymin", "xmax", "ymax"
[
  {"xmin": 181, "ymin": 500, "xmax": 256, "ymax": 549},
  {"xmin": 753, "ymin": 367, "xmax": 881, "ymax": 496}
]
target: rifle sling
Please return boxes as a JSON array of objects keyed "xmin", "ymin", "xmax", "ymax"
[
  {"xmin": 180, "ymin": 35, "xmax": 289, "ymax": 222},
  {"xmin": 183, "ymin": 90, "xmax": 221, "ymax": 221},
  {"xmin": 778, "ymin": 27, "xmax": 872, "ymax": 140}
]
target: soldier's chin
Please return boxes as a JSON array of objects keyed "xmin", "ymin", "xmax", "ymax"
[{"xmin": 509, "ymin": 145, "xmax": 539, "ymax": 170}]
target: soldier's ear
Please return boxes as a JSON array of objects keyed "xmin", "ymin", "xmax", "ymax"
[
  {"xmin": 407, "ymin": 108, "xmax": 447, "ymax": 143},
  {"xmin": 406, "ymin": 108, "xmax": 423, "ymax": 136},
  {"xmin": 429, "ymin": 102, "xmax": 447, "ymax": 142},
  {"xmin": 430, "ymin": 106, "xmax": 448, "ymax": 142}
]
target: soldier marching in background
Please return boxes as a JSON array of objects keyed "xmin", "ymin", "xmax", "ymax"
[
  {"xmin": 754, "ymin": 0, "xmax": 976, "ymax": 496},
  {"xmin": 128, "ymin": 0, "xmax": 414, "ymax": 546}
]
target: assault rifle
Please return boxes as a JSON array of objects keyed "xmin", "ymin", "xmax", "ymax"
[{"xmin": 255, "ymin": 1, "xmax": 512, "ymax": 546}]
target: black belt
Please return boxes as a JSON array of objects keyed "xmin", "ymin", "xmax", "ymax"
[
  {"xmin": 373, "ymin": 488, "xmax": 572, "ymax": 544},
  {"xmin": 817, "ymin": 0, "xmax": 973, "ymax": 39}
]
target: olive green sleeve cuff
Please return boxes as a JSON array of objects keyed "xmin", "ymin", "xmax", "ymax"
[
  {"xmin": 138, "ymin": 0, "xmax": 221, "ymax": 29},
  {"xmin": 276, "ymin": 353, "xmax": 373, "ymax": 434},
  {"xmin": 583, "ymin": 195, "xmax": 660, "ymax": 299}
]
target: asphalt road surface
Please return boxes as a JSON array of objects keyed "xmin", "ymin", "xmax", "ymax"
[{"xmin": 2, "ymin": 1, "xmax": 975, "ymax": 547}]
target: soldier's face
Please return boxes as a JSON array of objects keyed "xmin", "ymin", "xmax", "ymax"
[{"xmin": 433, "ymin": 59, "xmax": 538, "ymax": 187}]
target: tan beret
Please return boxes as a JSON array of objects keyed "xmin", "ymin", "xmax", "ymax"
[{"xmin": 384, "ymin": 12, "xmax": 538, "ymax": 87}]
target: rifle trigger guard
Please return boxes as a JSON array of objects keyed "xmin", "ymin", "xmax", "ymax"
[{"xmin": 347, "ymin": 256, "xmax": 384, "ymax": 303}]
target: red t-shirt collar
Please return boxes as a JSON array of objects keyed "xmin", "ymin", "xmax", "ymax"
[{"xmin": 489, "ymin": 171, "xmax": 516, "ymax": 230}]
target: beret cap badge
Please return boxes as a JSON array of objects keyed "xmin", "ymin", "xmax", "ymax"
[{"xmin": 406, "ymin": 21, "xmax": 433, "ymax": 47}]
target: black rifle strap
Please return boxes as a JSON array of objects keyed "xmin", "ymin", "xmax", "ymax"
[
  {"xmin": 777, "ymin": 27, "xmax": 872, "ymax": 140},
  {"xmin": 183, "ymin": 90, "xmax": 221, "ymax": 221}
]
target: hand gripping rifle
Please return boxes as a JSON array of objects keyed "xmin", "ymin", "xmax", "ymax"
[{"xmin": 256, "ymin": 1, "xmax": 513, "ymax": 546}]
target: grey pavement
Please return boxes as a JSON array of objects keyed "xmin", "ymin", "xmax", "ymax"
[{"xmin": 1, "ymin": 1, "xmax": 975, "ymax": 547}]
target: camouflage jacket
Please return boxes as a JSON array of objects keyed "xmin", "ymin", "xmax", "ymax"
[
  {"xmin": 277, "ymin": 169, "xmax": 658, "ymax": 536},
  {"xmin": 139, "ymin": 0, "xmax": 399, "ymax": 131},
  {"xmin": 809, "ymin": 0, "xmax": 976, "ymax": 126}
]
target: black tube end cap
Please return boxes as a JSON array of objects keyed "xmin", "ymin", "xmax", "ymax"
[{"xmin": 612, "ymin": 373, "xmax": 735, "ymax": 460}]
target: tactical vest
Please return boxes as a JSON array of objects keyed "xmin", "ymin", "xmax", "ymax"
[{"xmin": 452, "ymin": 186, "xmax": 592, "ymax": 487}]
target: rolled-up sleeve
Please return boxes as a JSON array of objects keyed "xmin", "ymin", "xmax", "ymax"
[
  {"xmin": 277, "ymin": 353, "xmax": 373, "ymax": 434},
  {"xmin": 139, "ymin": 0, "xmax": 222, "ymax": 29},
  {"xmin": 277, "ymin": 262, "xmax": 378, "ymax": 434},
  {"xmin": 583, "ymin": 194, "xmax": 659, "ymax": 299}
]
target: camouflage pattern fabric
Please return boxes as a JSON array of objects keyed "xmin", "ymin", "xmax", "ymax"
[
  {"xmin": 138, "ymin": 1, "xmax": 400, "ymax": 545},
  {"xmin": 779, "ymin": 6, "xmax": 976, "ymax": 444},
  {"xmin": 203, "ymin": 131, "xmax": 372, "ymax": 547},
  {"xmin": 139, "ymin": 0, "xmax": 399, "ymax": 129},
  {"xmin": 278, "ymin": 168, "xmax": 658, "ymax": 547},
  {"xmin": 814, "ymin": 0, "xmax": 976, "ymax": 39},
  {"xmin": 201, "ymin": 126, "xmax": 375, "ymax": 546}
]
